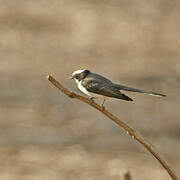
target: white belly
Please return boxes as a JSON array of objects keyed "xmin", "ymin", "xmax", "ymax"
[{"xmin": 77, "ymin": 80, "xmax": 92, "ymax": 96}]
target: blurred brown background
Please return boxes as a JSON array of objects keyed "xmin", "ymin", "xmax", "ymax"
[{"xmin": 0, "ymin": 0, "xmax": 180, "ymax": 179}]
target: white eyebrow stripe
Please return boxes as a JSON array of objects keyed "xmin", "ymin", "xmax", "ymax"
[{"xmin": 72, "ymin": 69, "xmax": 85, "ymax": 76}]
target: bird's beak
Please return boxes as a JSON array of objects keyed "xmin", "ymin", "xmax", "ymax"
[{"xmin": 68, "ymin": 76, "xmax": 74, "ymax": 80}]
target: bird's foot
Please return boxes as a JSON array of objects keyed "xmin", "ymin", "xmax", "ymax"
[
  {"xmin": 101, "ymin": 99, "xmax": 106, "ymax": 110},
  {"xmin": 90, "ymin": 97, "xmax": 95, "ymax": 104},
  {"xmin": 101, "ymin": 104, "xmax": 105, "ymax": 110}
]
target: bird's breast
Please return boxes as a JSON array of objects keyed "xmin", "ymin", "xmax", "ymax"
[{"xmin": 77, "ymin": 81, "xmax": 92, "ymax": 96}]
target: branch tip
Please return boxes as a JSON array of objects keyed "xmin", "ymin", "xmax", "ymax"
[{"xmin": 46, "ymin": 75, "xmax": 50, "ymax": 80}]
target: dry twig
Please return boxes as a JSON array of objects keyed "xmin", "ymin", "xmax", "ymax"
[{"xmin": 47, "ymin": 75, "xmax": 178, "ymax": 180}]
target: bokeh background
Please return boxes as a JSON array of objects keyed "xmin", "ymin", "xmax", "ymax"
[{"xmin": 0, "ymin": 0, "xmax": 180, "ymax": 179}]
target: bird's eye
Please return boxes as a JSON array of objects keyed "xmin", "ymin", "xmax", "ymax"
[{"xmin": 75, "ymin": 75, "xmax": 80, "ymax": 79}]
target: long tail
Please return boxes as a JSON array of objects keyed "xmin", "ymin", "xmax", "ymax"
[{"xmin": 114, "ymin": 84, "xmax": 166, "ymax": 97}]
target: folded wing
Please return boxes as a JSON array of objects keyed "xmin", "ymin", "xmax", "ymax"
[{"xmin": 82, "ymin": 79, "xmax": 133, "ymax": 101}]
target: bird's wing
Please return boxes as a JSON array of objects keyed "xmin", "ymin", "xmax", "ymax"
[{"xmin": 81, "ymin": 79, "xmax": 133, "ymax": 101}]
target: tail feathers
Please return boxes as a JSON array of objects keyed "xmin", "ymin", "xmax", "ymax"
[
  {"xmin": 114, "ymin": 84, "xmax": 166, "ymax": 97},
  {"xmin": 143, "ymin": 91, "xmax": 166, "ymax": 97}
]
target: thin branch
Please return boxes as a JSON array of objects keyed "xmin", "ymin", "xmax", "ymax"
[{"xmin": 47, "ymin": 75, "xmax": 178, "ymax": 180}]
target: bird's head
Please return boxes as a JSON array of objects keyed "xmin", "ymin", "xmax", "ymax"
[{"xmin": 71, "ymin": 69, "xmax": 90, "ymax": 83}]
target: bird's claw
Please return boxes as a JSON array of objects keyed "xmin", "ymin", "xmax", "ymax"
[
  {"xmin": 101, "ymin": 104, "xmax": 105, "ymax": 110},
  {"xmin": 90, "ymin": 97, "xmax": 95, "ymax": 103},
  {"xmin": 101, "ymin": 99, "xmax": 106, "ymax": 110}
]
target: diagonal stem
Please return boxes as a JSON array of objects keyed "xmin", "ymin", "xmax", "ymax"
[{"xmin": 47, "ymin": 75, "xmax": 178, "ymax": 180}]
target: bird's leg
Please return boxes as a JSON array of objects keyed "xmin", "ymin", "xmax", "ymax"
[
  {"xmin": 101, "ymin": 99, "xmax": 106, "ymax": 110},
  {"xmin": 90, "ymin": 97, "xmax": 95, "ymax": 103}
]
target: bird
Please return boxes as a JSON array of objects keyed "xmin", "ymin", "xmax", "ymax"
[{"xmin": 71, "ymin": 69, "xmax": 166, "ymax": 107}]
